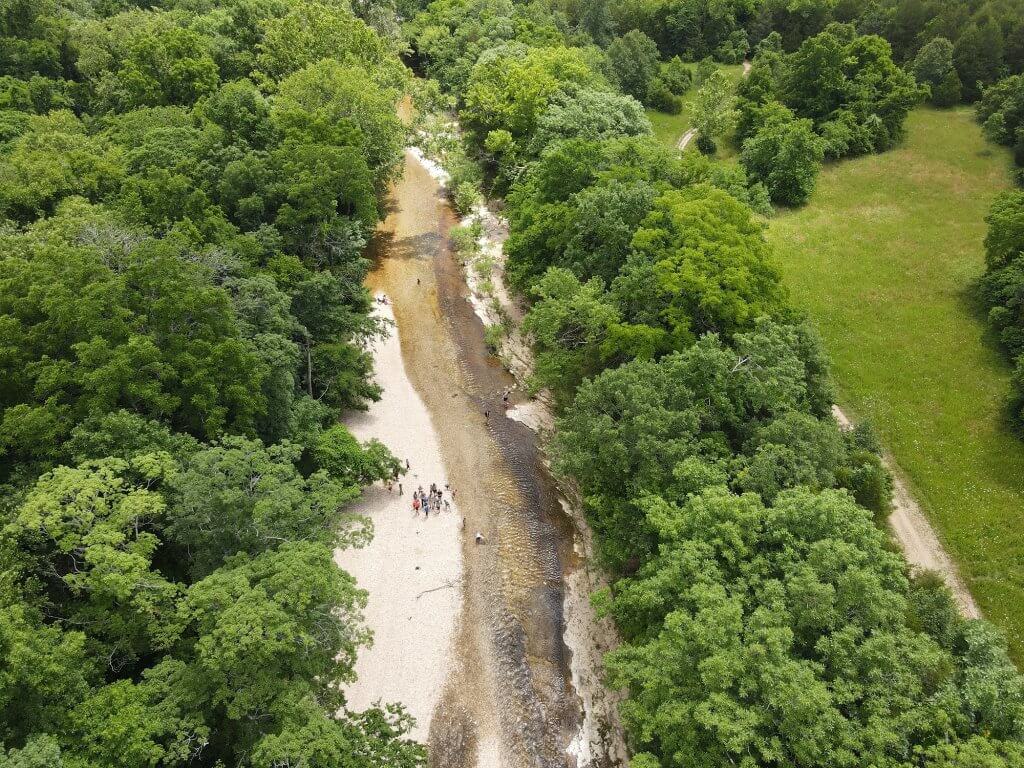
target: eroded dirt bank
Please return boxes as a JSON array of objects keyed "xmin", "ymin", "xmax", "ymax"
[{"xmin": 359, "ymin": 149, "xmax": 621, "ymax": 767}]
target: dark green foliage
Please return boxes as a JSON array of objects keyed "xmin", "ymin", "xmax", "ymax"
[
  {"xmin": 786, "ymin": 29, "xmax": 925, "ymax": 151},
  {"xmin": 932, "ymin": 68, "xmax": 963, "ymax": 107},
  {"xmin": 954, "ymin": 20, "xmax": 1006, "ymax": 102},
  {"xmin": 644, "ymin": 76, "xmax": 681, "ymax": 113},
  {"xmin": 740, "ymin": 101, "xmax": 825, "ymax": 205},
  {"xmin": 660, "ymin": 56, "xmax": 692, "ymax": 95},
  {"xmin": 380, "ymin": 2, "xmax": 1024, "ymax": 766},
  {"xmin": 0, "ymin": 0, "xmax": 425, "ymax": 764},
  {"xmin": 978, "ymin": 75, "xmax": 1024, "ymax": 181},
  {"xmin": 733, "ymin": 26, "xmax": 924, "ymax": 201},
  {"xmin": 605, "ymin": 29, "xmax": 661, "ymax": 104},
  {"xmin": 603, "ymin": 487, "xmax": 1024, "ymax": 768},
  {"xmin": 605, "ymin": 0, "xmax": 755, "ymax": 62},
  {"xmin": 979, "ymin": 190, "xmax": 1024, "ymax": 428},
  {"xmin": 553, "ymin": 320, "xmax": 840, "ymax": 569},
  {"xmin": 505, "ymin": 136, "xmax": 681, "ymax": 291}
]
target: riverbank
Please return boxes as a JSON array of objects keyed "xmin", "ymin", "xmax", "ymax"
[{"xmin": 336, "ymin": 299, "xmax": 464, "ymax": 742}]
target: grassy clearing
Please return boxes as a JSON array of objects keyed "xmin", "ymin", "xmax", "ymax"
[
  {"xmin": 765, "ymin": 106, "xmax": 1024, "ymax": 657},
  {"xmin": 646, "ymin": 63, "xmax": 744, "ymax": 148}
]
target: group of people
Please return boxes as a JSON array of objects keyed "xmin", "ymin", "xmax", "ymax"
[{"xmin": 412, "ymin": 482, "xmax": 450, "ymax": 517}]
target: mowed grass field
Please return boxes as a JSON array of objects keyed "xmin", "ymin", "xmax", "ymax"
[
  {"xmin": 646, "ymin": 63, "xmax": 745, "ymax": 148},
  {"xmin": 766, "ymin": 107, "xmax": 1024, "ymax": 657}
]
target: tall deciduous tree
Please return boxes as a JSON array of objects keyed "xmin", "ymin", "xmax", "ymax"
[{"xmin": 689, "ymin": 69, "xmax": 737, "ymax": 153}]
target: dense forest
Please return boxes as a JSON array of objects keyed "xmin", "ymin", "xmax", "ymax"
[
  {"xmin": 4, "ymin": 0, "xmax": 1024, "ymax": 765},
  {"xmin": 403, "ymin": 0, "xmax": 1024, "ymax": 766},
  {"xmin": 0, "ymin": 0, "xmax": 425, "ymax": 765}
]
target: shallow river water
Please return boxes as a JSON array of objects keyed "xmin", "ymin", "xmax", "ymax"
[{"xmin": 363, "ymin": 149, "xmax": 618, "ymax": 768}]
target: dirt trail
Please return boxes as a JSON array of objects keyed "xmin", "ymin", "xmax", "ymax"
[
  {"xmin": 675, "ymin": 59, "xmax": 751, "ymax": 151},
  {"xmin": 360, "ymin": 149, "xmax": 624, "ymax": 767},
  {"xmin": 832, "ymin": 406, "xmax": 981, "ymax": 618},
  {"xmin": 676, "ymin": 128, "xmax": 697, "ymax": 151}
]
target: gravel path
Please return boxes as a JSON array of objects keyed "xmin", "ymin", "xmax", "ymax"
[{"xmin": 832, "ymin": 406, "xmax": 981, "ymax": 617}]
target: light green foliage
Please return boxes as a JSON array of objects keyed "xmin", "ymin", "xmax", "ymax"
[
  {"xmin": 462, "ymin": 44, "xmax": 606, "ymax": 145},
  {"xmin": 689, "ymin": 69, "xmax": 736, "ymax": 152},
  {"xmin": 250, "ymin": 701, "xmax": 426, "ymax": 768},
  {"xmin": 530, "ymin": 85, "xmax": 652, "ymax": 156},
  {"xmin": 628, "ymin": 185, "xmax": 787, "ymax": 340},
  {"xmin": 312, "ymin": 424, "xmax": 404, "ymax": 486},
  {"xmin": 0, "ymin": 608, "xmax": 94, "ymax": 747},
  {"xmin": 272, "ymin": 59, "xmax": 404, "ymax": 184},
  {"xmin": 406, "ymin": 0, "xmax": 565, "ymax": 94},
  {"xmin": 913, "ymin": 36, "xmax": 955, "ymax": 91},
  {"xmin": 452, "ymin": 180, "xmax": 481, "ymax": 214},
  {"xmin": 11, "ymin": 455, "xmax": 182, "ymax": 663},
  {"xmin": 783, "ymin": 29, "xmax": 925, "ymax": 153},
  {"xmin": 181, "ymin": 541, "xmax": 370, "ymax": 715},
  {"xmin": 0, "ymin": 111, "xmax": 122, "ymax": 221},
  {"xmin": 255, "ymin": 0, "xmax": 407, "ymax": 89}
]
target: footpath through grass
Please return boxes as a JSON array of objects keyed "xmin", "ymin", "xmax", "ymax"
[
  {"xmin": 766, "ymin": 107, "xmax": 1024, "ymax": 657},
  {"xmin": 646, "ymin": 63, "xmax": 744, "ymax": 148}
]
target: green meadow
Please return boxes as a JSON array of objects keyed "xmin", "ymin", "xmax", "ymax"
[{"xmin": 767, "ymin": 107, "xmax": 1024, "ymax": 657}]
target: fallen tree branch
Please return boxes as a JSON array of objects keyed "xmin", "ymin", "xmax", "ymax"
[{"xmin": 416, "ymin": 579, "xmax": 459, "ymax": 599}]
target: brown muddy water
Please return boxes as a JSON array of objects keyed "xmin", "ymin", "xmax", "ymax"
[{"xmin": 364, "ymin": 150, "xmax": 597, "ymax": 767}]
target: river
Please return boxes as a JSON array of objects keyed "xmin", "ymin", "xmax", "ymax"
[{"xmin": 346, "ymin": 147, "xmax": 625, "ymax": 767}]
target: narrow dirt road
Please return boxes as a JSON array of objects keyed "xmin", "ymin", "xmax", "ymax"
[
  {"xmin": 832, "ymin": 407, "xmax": 981, "ymax": 617},
  {"xmin": 349, "ymin": 149, "xmax": 624, "ymax": 767}
]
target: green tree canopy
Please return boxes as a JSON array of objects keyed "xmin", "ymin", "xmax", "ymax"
[
  {"xmin": 626, "ymin": 185, "xmax": 787, "ymax": 341},
  {"xmin": 740, "ymin": 101, "xmax": 825, "ymax": 205}
]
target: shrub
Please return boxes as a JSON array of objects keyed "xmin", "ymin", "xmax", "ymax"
[
  {"xmin": 932, "ymin": 69, "xmax": 963, "ymax": 107},
  {"xmin": 740, "ymin": 103, "xmax": 825, "ymax": 206},
  {"xmin": 660, "ymin": 57, "xmax": 692, "ymax": 95},
  {"xmin": 646, "ymin": 77, "xmax": 681, "ymax": 114},
  {"xmin": 452, "ymin": 180, "xmax": 481, "ymax": 215}
]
